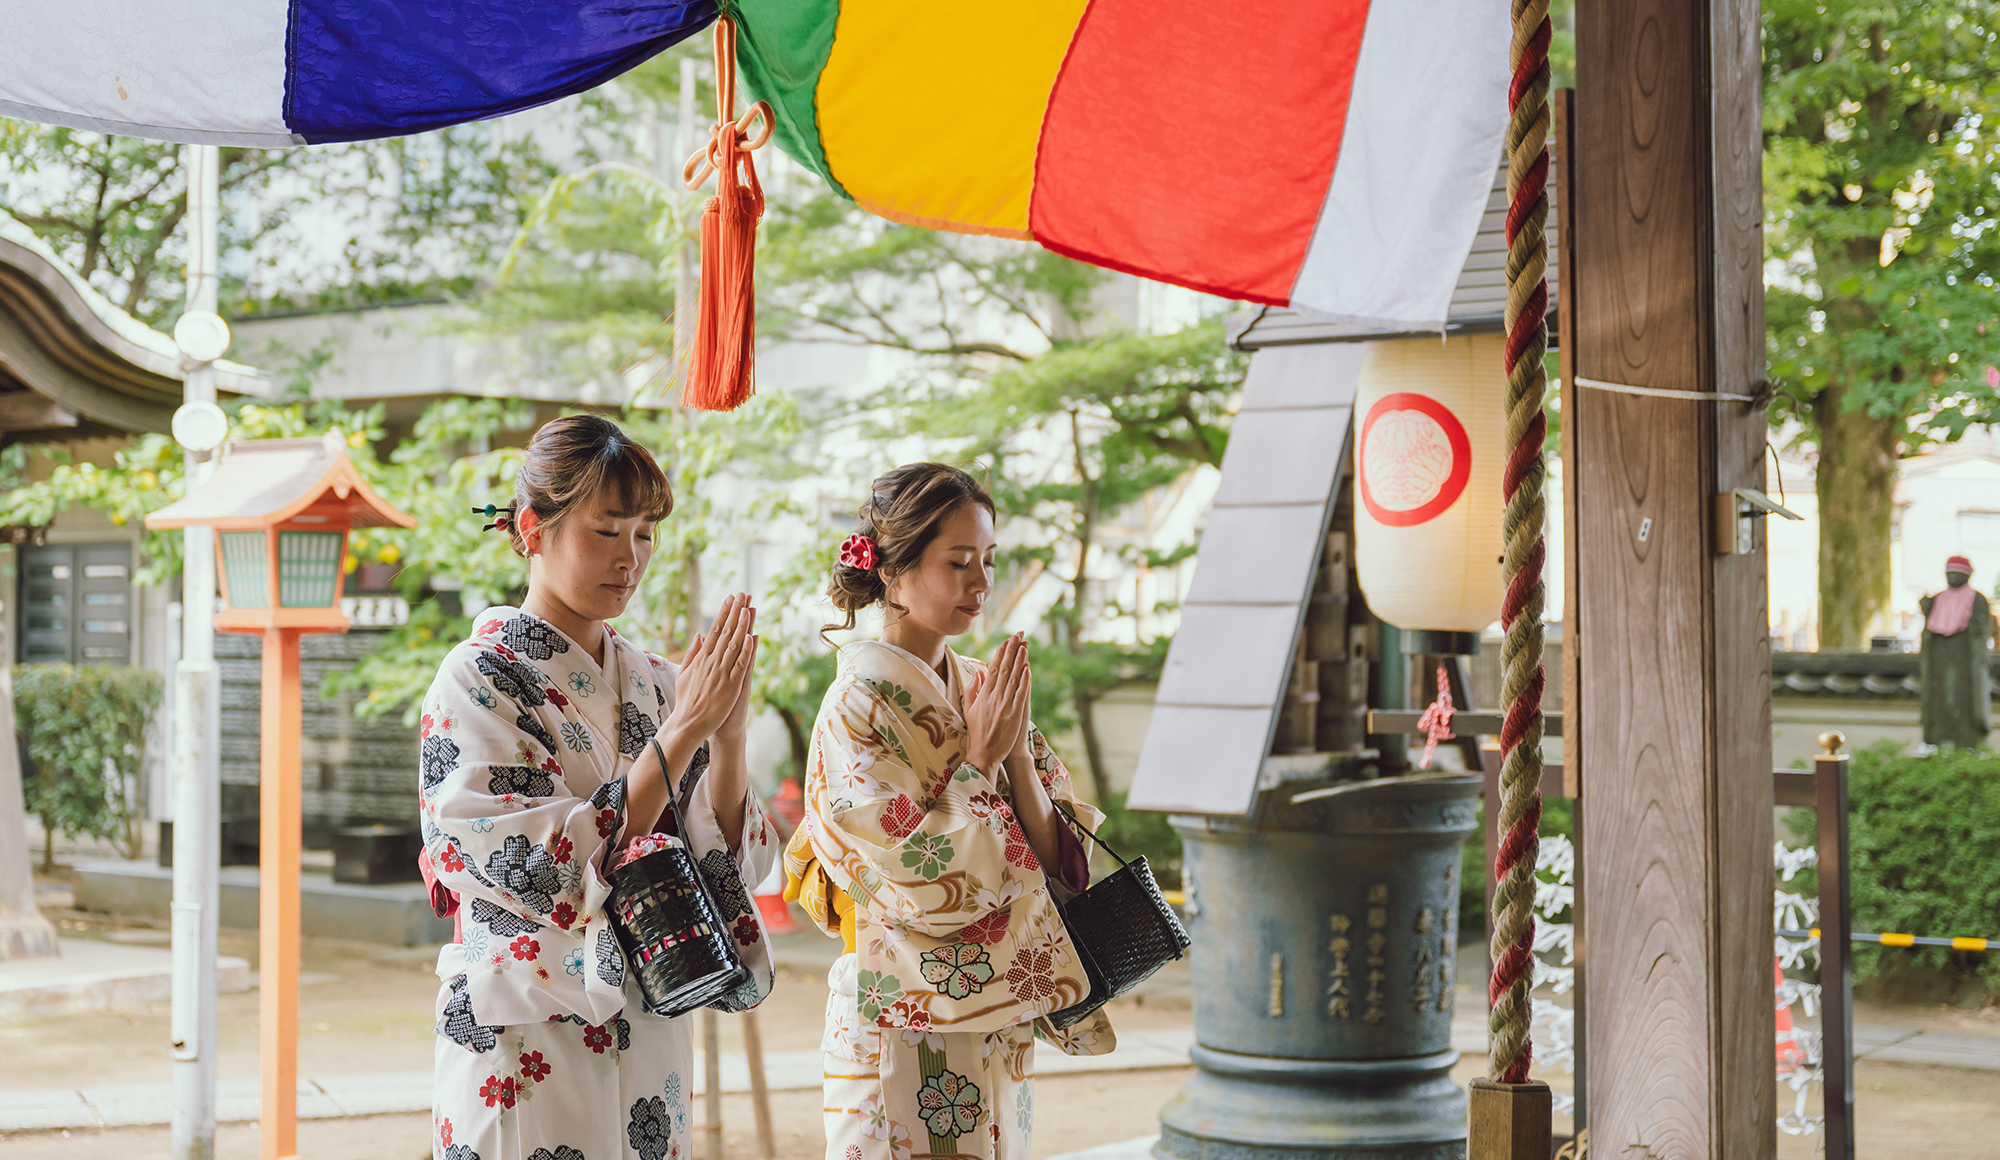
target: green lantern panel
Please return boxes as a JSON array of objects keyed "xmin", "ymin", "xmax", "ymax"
[
  {"xmin": 278, "ymin": 530, "xmax": 343, "ymax": 607},
  {"xmin": 220, "ymin": 531, "xmax": 269, "ymax": 608}
]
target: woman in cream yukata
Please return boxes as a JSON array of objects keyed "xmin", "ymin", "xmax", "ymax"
[
  {"xmin": 784, "ymin": 463, "xmax": 1115, "ymax": 1160},
  {"xmin": 421, "ymin": 416, "xmax": 777, "ymax": 1160}
]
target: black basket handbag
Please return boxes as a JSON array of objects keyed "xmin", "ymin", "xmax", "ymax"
[
  {"xmin": 1045, "ymin": 803, "xmax": 1191, "ymax": 1030},
  {"xmin": 605, "ymin": 740, "xmax": 752, "ymax": 1018}
]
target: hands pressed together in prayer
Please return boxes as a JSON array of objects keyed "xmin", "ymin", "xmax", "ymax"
[
  {"xmin": 964, "ymin": 632, "xmax": 1066, "ymax": 873},
  {"xmin": 628, "ymin": 593, "xmax": 759, "ymax": 846}
]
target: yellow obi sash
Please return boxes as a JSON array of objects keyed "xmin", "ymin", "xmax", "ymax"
[{"xmin": 783, "ymin": 825, "xmax": 857, "ymax": 955}]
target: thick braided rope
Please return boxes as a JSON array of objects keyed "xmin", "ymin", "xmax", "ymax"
[{"xmin": 1489, "ymin": 0, "xmax": 1551, "ymax": 1087}]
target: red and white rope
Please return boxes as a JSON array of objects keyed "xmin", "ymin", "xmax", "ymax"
[{"xmin": 1489, "ymin": 0, "xmax": 1551, "ymax": 1086}]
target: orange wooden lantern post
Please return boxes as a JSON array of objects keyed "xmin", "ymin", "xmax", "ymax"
[{"xmin": 148, "ymin": 435, "xmax": 414, "ymax": 1160}]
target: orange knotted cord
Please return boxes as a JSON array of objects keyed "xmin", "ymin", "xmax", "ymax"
[{"xmin": 679, "ymin": 16, "xmax": 773, "ymax": 412}]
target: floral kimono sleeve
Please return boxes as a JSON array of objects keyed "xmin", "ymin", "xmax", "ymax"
[
  {"xmin": 809, "ymin": 678, "xmax": 1044, "ymax": 941},
  {"xmin": 420, "ymin": 643, "xmax": 627, "ymax": 1018}
]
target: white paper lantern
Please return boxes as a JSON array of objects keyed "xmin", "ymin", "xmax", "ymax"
[{"xmin": 1353, "ymin": 334, "xmax": 1505, "ymax": 634}]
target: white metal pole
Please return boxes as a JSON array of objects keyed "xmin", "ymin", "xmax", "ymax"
[{"xmin": 171, "ymin": 142, "xmax": 223, "ymax": 1160}]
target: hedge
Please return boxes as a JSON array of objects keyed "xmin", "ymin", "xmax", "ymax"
[
  {"xmin": 1788, "ymin": 740, "xmax": 2000, "ymax": 993},
  {"xmin": 13, "ymin": 664, "xmax": 163, "ymax": 868}
]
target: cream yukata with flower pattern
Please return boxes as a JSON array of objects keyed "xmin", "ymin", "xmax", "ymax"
[
  {"xmin": 785, "ymin": 640, "xmax": 1115, "ymax": 1160},
  {"xmin": 421, "ymin": 608, "xmax": 777, "ymax": 1160}
]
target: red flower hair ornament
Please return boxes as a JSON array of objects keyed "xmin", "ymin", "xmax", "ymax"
[{"xmin": 839, "ymin": 534, "xmax": 880, "ymax": 571}]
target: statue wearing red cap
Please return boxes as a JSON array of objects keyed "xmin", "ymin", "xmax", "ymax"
[{"xmin": 1919, "ymin": 555, "xmax": 1993, "ymax": 749}]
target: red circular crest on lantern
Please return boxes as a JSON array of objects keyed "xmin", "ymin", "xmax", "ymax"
[{"xmin": 1358, "ymin": 392, "xmax": 1473, "ymax": 527}]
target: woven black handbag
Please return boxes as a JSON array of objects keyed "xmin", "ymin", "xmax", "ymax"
[
  {"xmin": 1045, "ymin": 803, "xmax": 1190, "ymax": 1029},
  {"xmin": 605, "ymin": 741, "xmax": 753, "ymax": 1018}
]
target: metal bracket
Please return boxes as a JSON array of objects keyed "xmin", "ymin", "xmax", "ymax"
[{"xmin": 1716, "ymin": 487, "xmax": 1802, "ymax": 555}]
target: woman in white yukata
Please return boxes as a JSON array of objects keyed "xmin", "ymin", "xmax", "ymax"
[
  {"xmin": 420, "ymin": 415, "xmax": 778, "ymax": 1160},
  {"xmin": 783, "ymin": 463, "xmax": 1116, "ymax": 1160}
]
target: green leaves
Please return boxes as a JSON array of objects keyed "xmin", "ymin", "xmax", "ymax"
[
  {"xmin": 1760, "ymin": 0, "xmax": 2000, "ymax": 641},
  {"xmin": 1762, "ymin": 0, "xmax": 2000, "ymax": 445},
  {"xmin": 1786, "ymin": 741, "xmax": 2000, "ymax": 994},
  {"xmin": 758, "ymin": 187, "xmax": 1101, "ymax": 362},
  {"xmin": 0, "ymin": 120, "xmax": 555, "ymax": 325},
  {"xmin": 12, "ymin": 665, "xmax": 163, "ymax": 864}
]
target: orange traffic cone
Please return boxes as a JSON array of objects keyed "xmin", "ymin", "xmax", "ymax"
[{"xmin": 1774, "ymin": 957, "xmax": 1806, "ymax": 1072}]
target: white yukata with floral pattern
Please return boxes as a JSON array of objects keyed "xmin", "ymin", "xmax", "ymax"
[{"xmin": 421, "ymin": 608, "xmax": 777, "ymax": 1160}]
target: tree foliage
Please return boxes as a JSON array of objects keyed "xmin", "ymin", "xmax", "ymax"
[
  {"xmin": 12, "ymin": 665, "xmax": 163, "ymax": 867},
  {"xmin": 0, "ymin": 120, "xmax": 555, "ymax": 326},
  {"xmin": 1763, "ymin": 0, "xmax": 2000, "ymax": 645},
  {"xmin": 759, "ymin": 187, "xmax": 1100, "ymax": 365}
]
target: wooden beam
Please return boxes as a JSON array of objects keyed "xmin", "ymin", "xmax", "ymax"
[
  {"xmin": 1553, "ymin": 88, "xmax": 1582, "ymax": 801},
  {"xmin": 0, "ymin": 390, "xmax": 77, "ymax": 430},
  {"xmin": 1573, "ymin": 0, "xmax": 1774, "ymax": 1156},
  {"xmin": 1367, "ymin": 709, "xmax": 1565, "ymax": 736}
]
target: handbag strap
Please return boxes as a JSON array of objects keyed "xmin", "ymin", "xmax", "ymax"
[
  {"xmin": 1053, "ymin": 800, "xmax": 1131, "ymax": 869},
  {"xmin": 646, "ymin": 736, "xmax": 712, "ymax": 838}
]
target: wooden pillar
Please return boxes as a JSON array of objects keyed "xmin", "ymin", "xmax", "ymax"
[
  {"xmin": 1571, "ymin": 0, "xmax": 1774, "ymax": 1154},
  {"xmin": 260, "ymin": 627, "xmax": 303, "ymax": 1160},
  {"xmin": 1551, "ymin": 89, "xmax": 1587, "ymax": 1136}
]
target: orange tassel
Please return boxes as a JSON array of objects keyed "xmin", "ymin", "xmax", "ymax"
[{"xmin": 680, "ymin": 17, "xmax": 772, "ymax": 412}]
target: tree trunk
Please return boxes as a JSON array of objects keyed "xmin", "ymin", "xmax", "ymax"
[
  {"xmin": 1072, "ymin": 687, "xmax": 1113, "ymax": 804},
  {"xmin": 1813, "ymin": 380, "xmax": 1899, "ymax": 649},
  {"xmin": 121, "ymin": 769, "xmax": 144, "ymax": 861},
  {"xmin": 1061, "ymin": 406, "xmax": 1111, "ymax": 802},
  {"xmin": 776, "ymin": 705, "xmax": 809, "ymax": 783}
]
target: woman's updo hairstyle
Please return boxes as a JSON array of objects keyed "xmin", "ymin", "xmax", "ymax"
[
  {"xmin": 824, "ymin": 462, "xmax": 994, "ymax": 639},
  {"xmin": 508, "ymin": 415, "xmax": 673, "ymax": 558}
]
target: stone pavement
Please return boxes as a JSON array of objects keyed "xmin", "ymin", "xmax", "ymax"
[
  {"xmin": 0, "ymin": 937, "xmax": 250, "ymax": 1021},
  {"xmin": 0, "ymin": 1027, "xmax": 1211, "ymax": 1132},
  {"xmin": 8, "ymin": 1000, "xmax": 2000, "ymax": 1133},
  {"xmin": 1853, "ymin": 1023, "xmax": 2000, "ymax": 1070}
]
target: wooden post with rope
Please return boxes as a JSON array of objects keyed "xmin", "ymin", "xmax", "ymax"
[
  {"xmin": 1468, "ymin": 0, "xmax": 1555, "ymax": 1153},
  {"xmin": 1569, "ymin": 0, "xmax": 1774, "ymax": 1152}
]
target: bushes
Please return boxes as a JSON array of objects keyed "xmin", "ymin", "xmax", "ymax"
[
  {"xmin": 12, "ymin": 665, "xmax": 163, "ymax": 867},
  {"xmin": 1789, "ymin": 740, "xmax": 2000, "ymax": 993}
]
